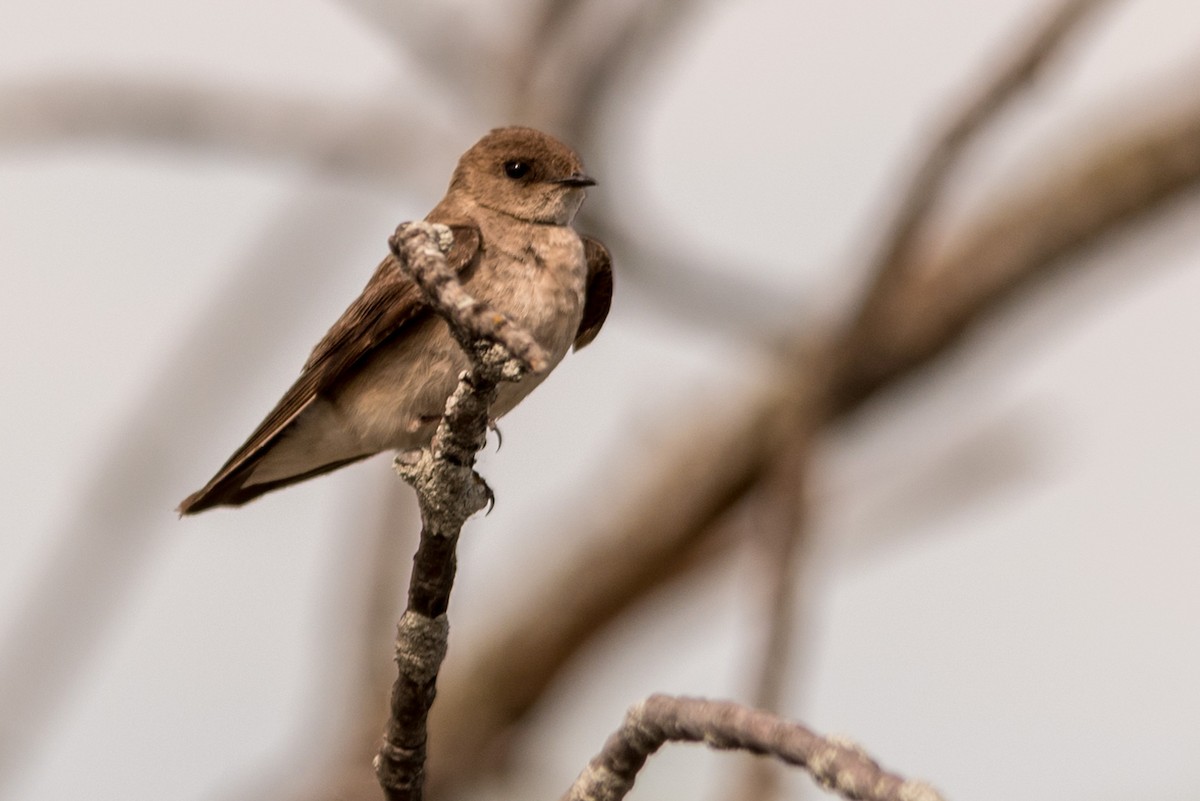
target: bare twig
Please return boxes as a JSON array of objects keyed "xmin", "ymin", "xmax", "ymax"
[
  {"xmin": 373, "ymin": 222, "xmax": 539, "ymax": 801},
  {"xmin": 562, "ymin": 695, "xmax": 944, "ymax": 801}
]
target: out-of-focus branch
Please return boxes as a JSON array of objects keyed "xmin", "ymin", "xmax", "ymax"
[
  {"xmin": 374, "ymin": 223, "xmax": 543, "ymax": 800},
  {"xmin": 722, "ymin": 10, "xmax": 1116, "ymax": 797},
  {"xmin": 200, "ymin": 476, "xmax": 419, "ymax": 801},
  {"xmin": 575, "ymin": 0, "xmax": 1111, "ymax": 342},
  {"xmin": 0, "ymin": 76, "xmax": 453, "ymax": 188},
  {"xmin": 830, "ymin": 98, "xmax": 1200, "ymax": 411},
  {"xmin": 334, "ymin": 0, "xmax": 503, "ymax": 116},
  {"xmin": 510, "ymin": 0, "xmax": 592, "ymax": 105},
  {"xmin": 517, "ymin": 1, "xmax": 769, "ymax": 337},
  {"xmin": 0, "ymin": 182, "xmax": 413, "ymax": 793},
  {"xmin": 743, "ymin": 454, "xmax": 810, "ymax": 717},
  {"xmin": 428, "ymin": 91, "xmax": 1200, "ymax": 797},
  {"xmin": 561, "ymin": 695, "xmax": 944, "ymax": 801},
  {"xmin": 576, "ymin": 215, "xmax": 797, "ymax": 340},
  {"xmin": 728, "ymin": 449, "xmax": 811, "ymax": 801},
  {"xmin": 310, "ymin": 483, "xmax": 423, "ymax": 801},
  {"xmin": 857, "ymin": 0, "xmax": 1114, "ymax": 301},
  {"xmin": 513, "ymin": 0, "xmax": 702, "ymax": 141}
]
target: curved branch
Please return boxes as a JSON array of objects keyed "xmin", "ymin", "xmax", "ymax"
[{"xmin": 562, "ymin": 695, "xmax": 943, "ymax": 801}]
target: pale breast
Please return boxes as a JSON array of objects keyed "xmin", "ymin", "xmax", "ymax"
[
  {"xmin": 475, "ymin": 224, "xmax": 587, "ymax": 350},
  {"xmin": 472, "ymin": 220, "xmax": 588, "ymax": 417},
  {"xmin": 333, "ymin": 216, "xmax": 588, "ymax": 452}
]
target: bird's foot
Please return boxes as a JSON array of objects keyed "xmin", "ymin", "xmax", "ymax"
[{"xmin": 473, "ymin": 469, "xmax": 496, "ymax": 515}]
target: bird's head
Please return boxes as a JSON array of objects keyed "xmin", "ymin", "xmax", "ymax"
[{"xmin": 449, "ymin": 126, "xmax": 595, "ymax": 225}]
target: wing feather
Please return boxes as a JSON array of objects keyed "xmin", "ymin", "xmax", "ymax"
[
  {"xmin": 573, "ymin": 235, "xmax": 613, "ymax": 350},
  {"xmin": 178, "ymin": 224, "xmax": 481, "ymax": 513}
]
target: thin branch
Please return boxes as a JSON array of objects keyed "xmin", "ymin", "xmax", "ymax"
[
  {"xmin": 561, "ymin": 695, "xmax": 944, "ymax": 801},
  {"xmin": 373, "ymin": 222, "xmax": 541, "ymax": 801}
]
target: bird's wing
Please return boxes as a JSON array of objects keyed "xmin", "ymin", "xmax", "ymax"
[
  {"xmin": 178, "ymin": 224, "xmax": 482, "ymax": 514},
  {"xmin": 573, "ymin": 235, "xmax": 613, "ymax": 350}
]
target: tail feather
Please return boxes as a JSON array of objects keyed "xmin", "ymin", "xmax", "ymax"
[{"xmin": 178, "ymin": 453, "xmax": 373, "ymax": 515}]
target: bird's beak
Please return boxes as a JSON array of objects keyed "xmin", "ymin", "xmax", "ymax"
[{"xmin": 552, "ymin": 172, "xmax": 597, "ymax": 188}]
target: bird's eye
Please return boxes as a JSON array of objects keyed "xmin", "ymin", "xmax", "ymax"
[{"xmin": 503, "ymin": 160, "xmax": 531, "ymax": 179}]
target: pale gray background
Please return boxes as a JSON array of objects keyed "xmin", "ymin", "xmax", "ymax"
[{"xmin": 2, "ymin": 1, "xmax": 1198, "ymax": 799}]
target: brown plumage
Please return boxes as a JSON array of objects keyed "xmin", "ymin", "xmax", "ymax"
[{"xmin": 179, "ymin": 127, "xmax": 612, "ymax": 514}]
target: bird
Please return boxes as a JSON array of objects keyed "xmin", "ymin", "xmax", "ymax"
[{"xmin": 178, "ymin": 126, "xmax": 612, "ymax": 514}]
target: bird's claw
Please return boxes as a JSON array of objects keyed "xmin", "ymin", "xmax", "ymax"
[
  {"xmin": 472, "ymin": 470, "xmax": 496, "ymax": 515},
  {"xmin": 488, "ymin": 419, "xmax": 503, "ymax": 450}
]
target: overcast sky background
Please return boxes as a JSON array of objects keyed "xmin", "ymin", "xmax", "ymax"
[{"xmin": 2, "ymin": 1, "xmax": 1199, "ymax": 800}]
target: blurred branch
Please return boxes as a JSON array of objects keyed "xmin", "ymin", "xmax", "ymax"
[
  {"xmin": 0, "ymin": 184, "xmax": 406, "ymax": 792},
  {"xmin": 333, "ymin": 0, "xmax": 503, "ymax": 115},
  {"xmin": 0, "ymin": 75, "xmax": 452, "ymax": 188},
  {"xmin": 722, "ymin": 10, "xmax": 1117, "ymax": 796},
  {"xmin": 728, "ymin": 450, "xmax": 811, "ymax": 801},
  {"xmin": 518, "ymin": 0, "xmax": 776, "ymax": 338},
  {"xmin": 561, "ymin": 695, "xmax": 943, "ymax": 801},
  {"xmin": 510, "ymin": 0, "xmax": 592, "ymax": 104},
  {"xmin": 427, "ymin": 89, "xmax": 1200, "ymax": 797},
  {"xmin": 579, "ymin": 0, "xmax": 1111, "ymax": 343},
  {"xmin": 829, "ymin": 97, "xmax": 1200, "ymax": 410},
  {"xmin": 514, "ymin": 0, "xmax": 702, "ymax": 141},
  {"xmin": 856, "ymin": 0, "xmax": 1114, "ymax": 302},
  {"xmin": 201, "ymin": 477, "xmax": 418, "ymax": 801},
  {"xmin": 315, "ymin": 484, "xmax": 423, "ymax": 801},
  {"xmin": 374, "ymin": 222, "xmax": 542, "ymax": 800},
  {"xmin": 575, "ymin": 216, "xmax": 798, "ymax": 340}
]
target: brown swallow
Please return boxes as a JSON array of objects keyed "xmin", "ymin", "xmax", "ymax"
[{"xmin": 179, "ymin": 127, "xmax": 612, "ymax": 514}]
